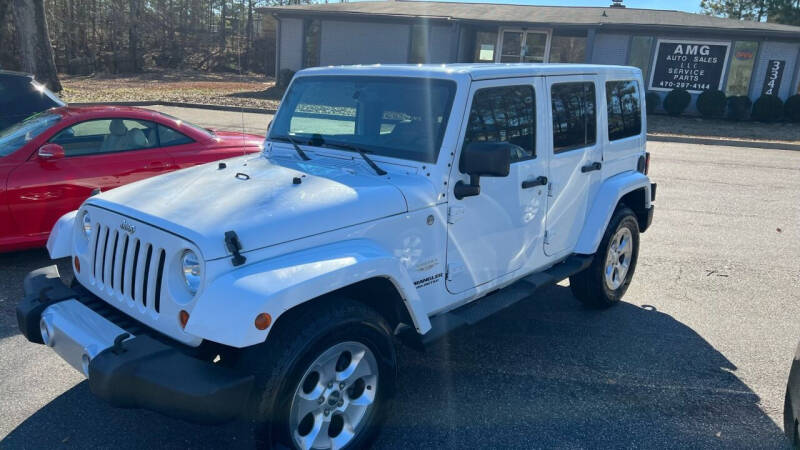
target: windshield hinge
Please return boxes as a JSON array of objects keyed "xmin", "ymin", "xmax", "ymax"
[
  {"xmin": 447, "ymin": 206, "xmax": 465, "ymax": 224},
  {"xmin": 446, "ymin": 263, "xmax": 464, "ymax": 281},
  {"xmin": 224, "ymin": 231, "xmax": 247, "ymax": 267}
]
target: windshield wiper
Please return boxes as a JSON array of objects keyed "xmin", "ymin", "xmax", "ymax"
[
  {"xmin": 316, "ymin": 140, "xmax": 387, "ymax": 176},
  {"xmin": 272, "ymin": 135, "xmax": 310, "ymax": 161}
]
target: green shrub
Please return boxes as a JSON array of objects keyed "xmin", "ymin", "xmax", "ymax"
[
  {"xmin": 751, "ymin": 95, "xmax": 784, "ymax": 123},
  {"xmin": 696, "ymin": 90, "xmax": 726, "ymax": 118},
  {"xmin": 645, "ymin": 92, "xmax": 660, "ymax": 115},
  {"xmin": 663, "ymin": 89, "xmax": 691, "ymax": 116},
  {"xmin": 784, "ymin": 95, "xmax": 800, "ymax": 123},
  {"xmin": 726, "ymin": 96, "xmax": 752, "ymax": 121}
]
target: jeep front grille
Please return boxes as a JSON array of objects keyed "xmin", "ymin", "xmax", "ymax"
[{"xmin": 91, "ymin": 223, "xmax": 166, "ymax": 315}]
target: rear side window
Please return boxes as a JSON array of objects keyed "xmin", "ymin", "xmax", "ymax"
[
  {"xmin": 551, "ymin": 82, "xmax": 596, "ymax": 153},
  {"xmin": 158, "ymin": 125, "xmax": 194, "ymax": 146},
  {"xmin": 606, "ymin": 80, "xmax": 642, "ymax": 141},
  {"xmin": 463, "ymin": 85, "xmax": 536, "ymax": 162}
]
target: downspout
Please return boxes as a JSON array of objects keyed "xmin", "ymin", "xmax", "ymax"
[
  {"xmin": 274, "ymin": 13, "xmax": 282, "ymax": 78},
  {"xmin": 451, "ymin": 20, "xmax": 461, "ymax": 63},
  {"xmin": 585, "ymin": 28, "xmax": 597, "ymax": 63}
]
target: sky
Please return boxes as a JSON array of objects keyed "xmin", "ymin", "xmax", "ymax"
[{"xmin": 386, "ymin": 0, "xmax": 703, "ymax": 14}]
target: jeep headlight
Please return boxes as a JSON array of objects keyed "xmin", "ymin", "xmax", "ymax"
[
  {"xmin": 81, "ymin": 212, "xmax": 92, "ymax": 240},
  {"xmin": 180, "ymin": 250, "xmax": 202, "ymax": 294}
]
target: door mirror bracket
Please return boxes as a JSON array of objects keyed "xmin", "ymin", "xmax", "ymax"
[
  {"xmin": 454, "ymin": 142, "xmax": 512, "ymax": 200},
  {"xmin": 454, "ymin": 175, "xmax": 482, "ymax": 200}
]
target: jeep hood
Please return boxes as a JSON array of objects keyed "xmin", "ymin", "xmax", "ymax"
[{"xmin": 88, "ymin": 155, "xmax": 409, "ymax": 260}]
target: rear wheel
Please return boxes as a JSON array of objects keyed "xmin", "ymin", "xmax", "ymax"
[
  {"xmin": 570, "ymin": 206, "xmax": 639, "ymax": 308},
  {"xmin": 238, "ymin": 299, "xmax": 396, "ymax": 450}
]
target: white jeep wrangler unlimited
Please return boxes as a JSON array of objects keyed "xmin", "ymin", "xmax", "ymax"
[{"xmin": 18, "ymin": 64, "xmax": 655, "ymax": 449}]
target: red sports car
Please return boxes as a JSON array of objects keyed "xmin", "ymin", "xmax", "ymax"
[{"xmin": 0, "ymin": 105, "xmax": 263, "ymax": 252}]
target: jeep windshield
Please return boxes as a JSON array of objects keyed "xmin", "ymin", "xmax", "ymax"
[{"xmin": 268, "ymin": 76, "xmax": 456, "ymax": 163}]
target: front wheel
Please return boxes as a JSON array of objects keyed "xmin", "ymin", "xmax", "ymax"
[
  {"xmin": 239, "ymin": 299, "xmax": 396, "ymax": 450},
  {"xmin": 570, "ymin": 206, "xmax": 640, "ymax": 308},
  {"xmin": 288, "ymin": 340, "xmax": 381, "ymax": 449}
]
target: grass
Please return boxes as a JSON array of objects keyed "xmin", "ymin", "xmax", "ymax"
[
  {"xmin": 59, "ymin": 69, "xmax": 282, "ymax": 110},
  {"xmin": 648, "ymin": 114, "xmax": 800, "ymax": 144}
]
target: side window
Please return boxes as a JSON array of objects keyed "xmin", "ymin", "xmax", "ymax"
[
  {"xmin": 606, "ymin": 80, "xmax": 642, "ymax": 141},
  {"xmin": 50, "ymin": 118, "xmax": 158, "ymax": 156},
  {"xmin": 551, "ymin": 82, "xmax": 596, "ymax": 153},
  {"xmin": 158, "ymin": 124, "xmax": 194, "ymax": 146},
  {"xmin": 463, "ymin": 85, "xmax": 536, "ymax": 162}
]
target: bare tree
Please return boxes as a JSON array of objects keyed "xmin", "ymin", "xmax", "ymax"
[{"xmin": 12, "ymin": 0, "xmax": 62, "ymax": 90}]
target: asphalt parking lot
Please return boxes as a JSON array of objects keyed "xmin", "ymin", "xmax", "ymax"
[{"xmin": 1, "ymin": 107, "xmax": 798, "ymax": 448}]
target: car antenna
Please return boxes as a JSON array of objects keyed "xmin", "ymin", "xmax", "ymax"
[{"xmin": 236, "ymin": 5, "xmax": 247, "ymax": 161}]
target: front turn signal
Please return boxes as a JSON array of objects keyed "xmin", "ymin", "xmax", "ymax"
[{"xmin": 255, "ymin": 313, "xmax": 272, "ymax": 330}]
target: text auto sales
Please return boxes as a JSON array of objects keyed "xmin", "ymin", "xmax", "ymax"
[
  {"xmin": 651, "ymin": 42, "xmax": 728, "ymax": 92},
  {"xmin": 665, "ymin": 46, "xmax": 718, "ymax": 83},
  {"xmin": 666, "ymin": 45, "xmax": 719, "ymax": 81}
]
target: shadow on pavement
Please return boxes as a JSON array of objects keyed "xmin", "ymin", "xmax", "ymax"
[
  {"xmin": 2, "ymin": 282, "xmax": 788, "ymax": 449},
  {"xmin": 0, "ymin": 249, "xmax": 72, "ymax": 340}
]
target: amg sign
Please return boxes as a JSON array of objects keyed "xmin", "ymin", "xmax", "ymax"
[{"xmin": 649, "ymin": 40, "xmax": 731, "ymax": 93}]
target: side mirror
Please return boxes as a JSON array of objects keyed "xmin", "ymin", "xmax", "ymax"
[
  {"xmin": 454, "ymin": 142, "xmax": 512, "ymax": 200},
  {"xmin": 38, "ymin": 143, "xmax": 65, "ymax": 160}
]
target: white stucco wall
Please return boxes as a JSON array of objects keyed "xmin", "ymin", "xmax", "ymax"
[
  {"xmin": 427, "ymin": 24, "xmax": 454, "ymax": 63},
  {"xmin": 320, "ymin": 20, "xmax": 410, "ymax": 66},
  {"xmin": 279, "ymin": 17, "xmax": 303, "ymax": 72},
  {"xmin": 749, "ymin": 40, "xmax": 800, "ymax": 100},
  {"xmin": 591, "ymin": 33, "xmax": 629, "ymax": 65}
]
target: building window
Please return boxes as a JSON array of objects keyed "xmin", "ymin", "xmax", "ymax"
[
  {"xmin": 499, "ymin": 29, "xmax": 548, "ymax": 63},
  {"xmin": 606, "ymin": 80, "xmax": 642, "ymax": 141},
  {"xmin": 550, "ymin": 33, "xmax": 586, "ymax": 63},
  {"xmin": 409, "ymin": 24, "xmax": 428, "ymax": 64},
  {"xmin": 725, "ymin": 41, "xmax": 758, "ymax": 96},
  {"xmin": 628, "ymin": 36, "xmax": 654, "ymax": 82},
  {"xmin": 551, "ymin": 82, "xmax": 596, "ymax": 153},
  {"xmin": 464, "ymin": 85, "xmax": 536, "ymax": 162},
  {"xmin": 302, "ymin": 19, "xmax": 321, "ymax": 68},
  {"xmin": 473, "ymin": 31, "xmax": 497, "ymax": 63}
]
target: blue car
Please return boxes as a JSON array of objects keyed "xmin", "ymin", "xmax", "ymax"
[{"xmin": 0, "ymin": 70, "xmax": 65, "ymax": 131}]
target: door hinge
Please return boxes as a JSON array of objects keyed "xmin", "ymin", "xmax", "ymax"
[
  {"xmin": 447, "ymin": 205, "xmax": 465, "ymax": 224},
  {"xmin": 547, "ymin": 182, "xmax": 553, "ymax": 197},
  {"xmin": 446, "ymin": 263, "xmax": 464, "ymax": 281},
  {"xmin": 544, "ymin": 230, "xmax": 551, "ymax": 245}
]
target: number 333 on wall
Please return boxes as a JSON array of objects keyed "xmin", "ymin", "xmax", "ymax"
[{"xmin": 762, "ymin": 60, "xmax": 785, "ymax": 96}]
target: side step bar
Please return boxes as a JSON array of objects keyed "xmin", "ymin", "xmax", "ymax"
[{"xmin": 398, "ymin": 254, "xmax": 593, "ymax": 350}]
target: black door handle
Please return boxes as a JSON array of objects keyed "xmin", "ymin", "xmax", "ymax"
[
  {"xmin": 521, "ymin": 176, "xmax": 548, "ymax": 189},
  {"xmin": 581, "ymin": 162, "xmax": 602, "ymax": 173}
]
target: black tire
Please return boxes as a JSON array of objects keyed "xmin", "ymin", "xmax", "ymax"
[
  {"xmin": 570, "ymin": 206, "xmax": 640, "ymax": 308},
  {"xmin": 237, "ymin": 298, "xmax": 397, "ymax": 450}
]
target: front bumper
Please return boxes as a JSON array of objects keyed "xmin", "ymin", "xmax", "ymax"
[{"xmin": 16, "ymin": 265, "xmax": 254, "ymax": 424}]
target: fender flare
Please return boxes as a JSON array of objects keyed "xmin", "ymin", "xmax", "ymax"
[
  {"xmin": 573, "ymin": 171, "xmax": 651, "ymax": 255},
  {"xmin": 186, "ymin": 239, "xmax": 430, "ymax": 348},
  {"xmin": 47, "ymin": 210, "xmax": 77, "ymax": 259}
]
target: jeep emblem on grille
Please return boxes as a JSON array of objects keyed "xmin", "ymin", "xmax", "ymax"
[{"xmin": 120, "ymin": 220, "xmax": 136, "ymax": 234}]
